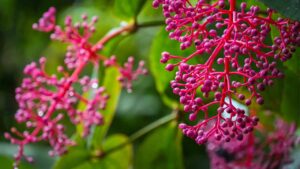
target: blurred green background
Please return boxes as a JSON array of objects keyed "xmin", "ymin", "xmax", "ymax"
[{"xmin": 0, "ymin": 0, "xmax": 299, "ymax": 169}]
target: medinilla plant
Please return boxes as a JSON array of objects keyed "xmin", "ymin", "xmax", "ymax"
[
  {"xmin": 1, "ymin": 0, "xmax": 300, "ymax": 169},
  {"xmin": 153, "ymin": 0, "xmax": 300, "ymax": 143}
]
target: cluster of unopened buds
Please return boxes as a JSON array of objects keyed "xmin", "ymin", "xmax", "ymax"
[
  {"xmin": 207, "ymin": 118, "xmax": 299, "ymax": 169},
  {"xmin": 153, "ymin": 0, "xmax": 300, "ymax": 144},
  {"xmin": 5, "ymin": 7, "xmax": 146, "ymax": 167}
]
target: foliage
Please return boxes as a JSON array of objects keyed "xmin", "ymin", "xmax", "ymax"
[{"xmin": 0, "ymin": 0, "xmax": 299, "ymax": 169}]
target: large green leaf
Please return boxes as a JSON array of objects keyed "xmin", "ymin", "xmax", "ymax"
[
  {"xmin": 134, "ymin": 122, "xmax": 184, "ymax": 169},
  {"xmin": 284, "ymin": 48, "xmax": 300, "ymax": 75},
  {"xmin": 280, "ymin": 70, "xmax": 300, "ymax": 125},
  {"xmin": 261, "ymin": 82, "xmax": 283, "ymax": 112},
  {"xmin": 149, "ymin": 28, "xmax": 200, "ymax": 108},
  {"xmin": 137, "ymin": 0, "xmax": 164, "ymax": 22},
  {"xmin": 53, "ymin": 134, "xmax": 132, "ymax": 169},
  {"xmin": 258, "ymin": 0, "xmax": 300, "ymax": 21},
  {"xmin": 261, "ymin": 46, "xmax": 300, "ymax": 123},
  {"xmin": 149, "ymin": 29, "xmax": 177, "ymax": 108},
  {"xmin": 83, "ymin": 0, "xmax": 114, "ymax": 10},
  {"xmin": 149, "ymin": 29, "xmax": 174, "ymax": 97},
  {"xmin": 89, "ymin": 134, "xmax": 133, "ymax": 169},
  {"xmin": 260, "ymin": 47, "xmax": 300, "ymax": 124},
  {"xmin": 52, "ymin": 148, "xmax": 90, "ymax": 169},
  {"xmin": 113, "ymin": 0, "xmax": 147, "ymax": 20},
  {"xmin": 91, "ymin": 67, "xmax": 122, "ymax": 149}
]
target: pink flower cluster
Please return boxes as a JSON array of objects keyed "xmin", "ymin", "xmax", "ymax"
[
  {"xmin": 5, "ymin": 7, "xmax": 146, "ymax": 167},
  {"xmin": 207, "ymin": 119, "xmax": 299, "ymax": 169},
  {"xmin": 105, "ymin": 56, "xmax": 147, "ymax": 92},
  {"xmin": 154, "ymin": 0, "xmax": 300, "ymax": 143},
  {"xmin": 32, "ymin": 7, "xmax": 56, "ymax": 32}
]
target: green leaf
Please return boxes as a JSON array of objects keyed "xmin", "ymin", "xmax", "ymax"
[
  {"xmin": 149, "ymin": 29, "xmax": 174, "ymax": 95},
  {"xmin": 137, "ymin": 0, "xmax": 164, "ymax": 22},
  {"xmin": 260, "ymin": 72, "xmax": 285, "ymax": 112},
  {"xmin": 270, "ymin": 13, "xmax": 281, "ymax": 40},
  {"xmin": 90, "ymin": 134, "xmax": 133, "ymax": 169},
  {"xmin": 53, "ymin": 134, "xmax": 132, "ymax": 169},
  {"xmin": 261, "ymin": 47, "xmax": 300, "ymax": 124},
  {"xmin": 113, "ymin": 0, "xmax": 147, "ymax": 20},
  {"xmin": 258, "ymin": 0, "xmax": 300, "ymax": 21},
  {"xmin": 134, "ymin": 122, "xmax": 184, "ymax": 169},
  {"xmin": 149, "ymin": 29, "xmax": 177, "ymax": 108},
  {"xmin": 149, "ymin": 28, "xmax": 200, "ymax": 108},
  {"xmin": 91, "ymin": 67, "xmax": 122, "ymax": 149},
  {"xmin": 284, "ymin": 48, "xmax": 300, "ymax": 75},
  {"xmin": 83, "ymin": 1, "xmax": 114, "ymax": 10},
  {"xmin": 280, "ymin": 69, "xmax": 300, "ymax": 125},
  {"xmin": 52, "ymin": 148, "xmax": 90, "ymax": 169}
]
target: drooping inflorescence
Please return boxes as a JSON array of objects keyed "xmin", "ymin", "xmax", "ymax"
[
  {"xmin": 153, "ymin": 0, "xmax": 300, "ymax": 144},
  {"xmin": 5, "ymin": 7, "xmax": 146, "ymax": 167},
  {"xmin": 207, "ymin": 118, "xmax": 299, "ymax": 169},
  {"xmin": 105, "ymin": 56, "xmax": 147, "ymax": 92}
]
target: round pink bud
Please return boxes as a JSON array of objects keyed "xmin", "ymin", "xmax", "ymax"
[{"xmin": 165, "ymin": 64, "xmax": 175, "ymax": 71}]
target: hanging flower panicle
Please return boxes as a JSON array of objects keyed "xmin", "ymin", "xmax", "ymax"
[
  {"xmin": 105, "ymin": 56, "xmax": 147, "ymax": 92},
  {"xmin": 153, "ymin": 0, "xmax": 300, "ymax": 143},
  {"xmin": 5, "ymin": 7, "xmax": 146, "ymax": 167}
]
